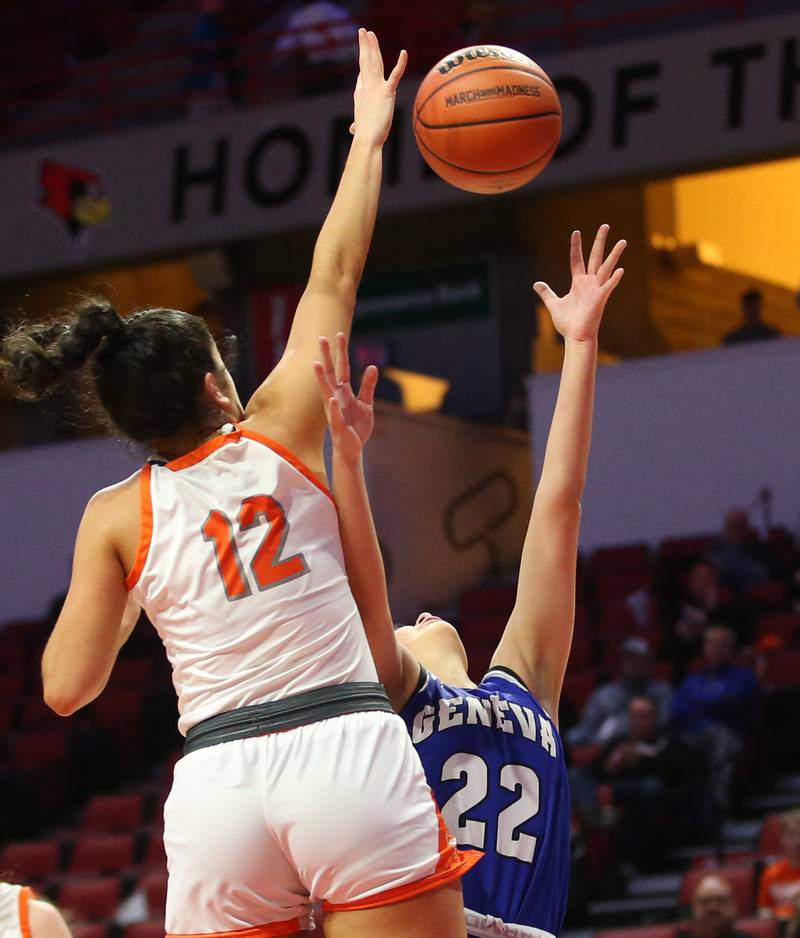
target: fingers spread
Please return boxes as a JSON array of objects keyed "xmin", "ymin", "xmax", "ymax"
[
  {"xmin": 533, "ymin": 281, "xmax": 558, "ymax": 307},
  {"xmin": 597, "ymin": 238, "xmax": 627, "ymax": 283},
  {"xmin": 318, "ymin": 335, "xmax": 338, "ymax": 386},
  {"xmin": 313, "ymin": 360, "xmax": 335, "ymax": 401},
  {"xmin": 358, "ymin": 364, "xmax": 379, "ymax": 406},
  {"xmin": 587, "ymin": 224, "xmax": 610, "ymax": 275},
  {"xmin": 335, "ymin": 331, "xmax": 350, "ymax": 385},
  {"xmin": 388, "ymin": 49, "xmax": 408, "ymax": 89},
  {"xmin": 369, "ymin": 30, "xmax": 384, "ymax": 77},
  {"xmin": 569, "ymin": 230, "xmax": 585, "ymax": 277},
  {"xmin": 601, "ymin": 267, "xmax": 625, "ymax": 295}
]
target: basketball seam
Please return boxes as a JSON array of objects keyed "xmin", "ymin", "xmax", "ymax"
[
  {"xmin": 415, "ymin": 65, "xmax": 557, "ymax": 117},
  {"xmin": 414, "ymin": 131, "xmax": 559, "ymax": 176},
  {"xmin": 417, "ymin": 110, "xmax": 562, "ymax": 130}
]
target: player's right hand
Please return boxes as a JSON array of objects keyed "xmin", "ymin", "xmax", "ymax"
[
  {"xmin": 313, "ymin": 332, "xmax": 377, "ymax": 464},
  {"xmin": 349, "ymin": 29, "xmax": 407, "ymax": 145}
]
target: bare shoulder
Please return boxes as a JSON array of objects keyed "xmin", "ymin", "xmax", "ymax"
[
  {"xmin": 85, "ymin": 471, "xmax": 141, "ymax": 527},
  {"xmin": 28, "ymin": 898, "xmax": 73, "ymax": 938}
]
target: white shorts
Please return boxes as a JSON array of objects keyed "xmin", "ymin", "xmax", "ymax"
[{"xmin": 163, "ymin": 709, "xmax": 480, "ymax": 937}]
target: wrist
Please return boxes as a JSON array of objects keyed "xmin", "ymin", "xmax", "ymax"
[
  {"xmin": 564, "ymin": 335, "xmax": 599, "ymax": 350},
  {"xmin": 350, "ymin": 132, "xmax": 385, "ymax": 152}
]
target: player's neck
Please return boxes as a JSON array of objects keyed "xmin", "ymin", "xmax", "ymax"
[{"xmin": 435, "ymin": 662, "xmax": 478, "ymax": 689}]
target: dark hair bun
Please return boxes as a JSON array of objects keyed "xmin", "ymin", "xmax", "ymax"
[{"xmin": 1, "ymin": 297, "xmax": 123, "ymax": 400}]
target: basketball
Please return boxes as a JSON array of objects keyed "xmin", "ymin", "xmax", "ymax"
[{"xmin": 413, "ymin": 45, "xmax": 562, "ymax": 194}]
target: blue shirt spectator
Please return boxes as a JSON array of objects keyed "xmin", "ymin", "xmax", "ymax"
[{"xmin": 671, "ymin": 625, "xmax": 757, "ymax": 739}]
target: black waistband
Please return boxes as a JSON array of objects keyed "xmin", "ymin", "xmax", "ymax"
[{"xmin": 183, "ymin": 681, "xmax": 393, "ymax": 755}]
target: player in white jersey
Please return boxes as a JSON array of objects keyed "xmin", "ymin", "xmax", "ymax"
[
  {"xmin": 0, "ymin": 883, "xmax": 72, "ymax": 938},
  {"xmin": 1, "ymin": 29, "xmax": 478, "ymax": 938}
]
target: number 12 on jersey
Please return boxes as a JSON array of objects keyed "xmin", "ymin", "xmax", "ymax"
[
  {"xmin": 201, "ymin": 494, "xmax": 309, "ymax": 601},
  {"xmin": 440, "ymin": 753, "xmax": 540, "ymax": 863}
]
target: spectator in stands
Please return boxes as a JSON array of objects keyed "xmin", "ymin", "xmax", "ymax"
[
  {"xmin": 677, "ymin": 874, "xmax": 755, "ymax": 938},
  {"xmin": 757, "ymin": 808, "xmax": 800, "ymax": 920},
  {"xmin": 272, "ymin": 1, "xmax": 358, "ymax": 95},
  {"xmin": 566, "ymin": 637, "xmax": 672, "ymax": 747},
  {"xmin": 671, "ymin": 625, "xmax": 758, "ymax": 814},
  {"xmin": 722, "ymin": 289, "xmax": 780, "ymax": 345},
  {"xmin": 186, "ymin": 0, "xmax": 240, "ymax": 116},
  {"xmin": 595, "ymin": 696, "xmax": 707, "ymax": 870},
  {"xmin": 709, "ymin": 509, "xmax": 771, "ymax": 594},
  {"xmin": 663, "ymin": 560, "xmax": 748, "ymax": 679}
]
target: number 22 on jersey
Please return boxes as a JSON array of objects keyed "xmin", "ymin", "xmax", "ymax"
[
  {"xmin": 201, "ymin": 494, "xmax": 309, "ymax": 601},
  {"xmin": 441, "ymin": 753, "xmax": 540, "ymax": 863}
]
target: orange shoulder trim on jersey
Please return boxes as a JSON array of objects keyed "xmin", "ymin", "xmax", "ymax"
[
  {"xmin": 125, "ymin": 464, "xmax": 154, "ymax": 590},
  {"xmin": 167, "ymin": 918, "xmax": 303, "ymax": 938},
  {"xmin": 239, "ymin": 428, "xmax": 334, "ymax": 504},
  {"xmin": 17, "ymin": 886, "xmax": 32, "ymax": 938},
  {"xmin": 165, "ymin": 430, "xmax": 238, "ymax": 471}
]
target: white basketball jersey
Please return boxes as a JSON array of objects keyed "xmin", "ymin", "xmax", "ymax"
[
  {"xmin": 127, "ymin": 425, "xmax": 378, "ymax": 735},
  {"xmin": 0, "ymin": 884, "xmax": 30, "ymax": 938}
]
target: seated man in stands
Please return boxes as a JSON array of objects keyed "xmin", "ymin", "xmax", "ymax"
[
  {"xmin": 566, "ymin": 637, "xmax": 672, "ymax": 747},
  {"xmin": 708, "ymin": 508, "xmax": 771, "ymax": 595},
  {"xmin": 594, "ymin": 696, "xmax": 707, "ymax": 870},
  {"xmin": 671, "ymin": 625, "xmax": 758, "ymax": 816},
  {"xmin": 722, "ymin": 289, "xmax": 780, "ymax": 346},
  {"xmin": 757, "ymin": 808, "xmax": 800, "ymax": 920},
  {"xmin": 677, "ymin": 875, "xmax": 755, "ymax": 938}
]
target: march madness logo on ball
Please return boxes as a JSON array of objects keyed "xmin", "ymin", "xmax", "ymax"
[{"xmin": 39, "ymin": 158, "xmax": 111, "ymax": 239}]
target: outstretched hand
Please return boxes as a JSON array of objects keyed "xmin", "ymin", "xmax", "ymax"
[
  {"xmin": 313, "ymin": 333, "xmax": 378, "ymax": 464},
  {"xmin": 533, "ymin": 225, "xmax": 626, "ymax": 343},
  {"xmin": 350, "ymin": 28, "xmax": 407, "ymax": 145}
]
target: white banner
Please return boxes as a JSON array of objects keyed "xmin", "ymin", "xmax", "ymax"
[{"xmin": 1, "ymin": 14, "xmax": 798, "ymax": 279}]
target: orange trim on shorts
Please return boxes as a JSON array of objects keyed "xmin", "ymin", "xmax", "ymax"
[
  {"xmin": 125, "ymin": 464, "xmax": 154, "ymax": 590},
  {"xmin": 239, "ymin": 428, "xmax": 334, "ymax": 504},
  {"xmin": 18, "ymin": 886, "xmax": 32, "ymax": 938},
  {"xmin": 322, "ymin": 806, "xmax": 482, "ymax": 913},
  {"xmin": 167, "ymin": 919, "xmax": 303, "ymax": 938}
]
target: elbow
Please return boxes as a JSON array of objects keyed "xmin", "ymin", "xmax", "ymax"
[{"xmin": 43, "ymin": 683, "xmax": 79, "ymax": 717}]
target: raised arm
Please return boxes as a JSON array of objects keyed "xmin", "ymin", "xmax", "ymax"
[
  {"xmin": 490, "ymin": 225, "xmax": 626, "ymax": 720},
  {"xmin": 243, "ymin": 30, "xmax": 407, "ymax": 472},
  {"xmin": 312, "ymin": 334, "xmax": 419, "ymax": 710}
]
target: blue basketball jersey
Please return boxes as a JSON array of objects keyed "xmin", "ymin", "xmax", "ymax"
[{"xmin": 399, "ymin": 665, "xmax": 571, "ymax": 937}]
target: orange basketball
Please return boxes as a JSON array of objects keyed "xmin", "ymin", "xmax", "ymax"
[{"xmin": 413, "ymin": 45, "xmax": 561, "ymax": 194}]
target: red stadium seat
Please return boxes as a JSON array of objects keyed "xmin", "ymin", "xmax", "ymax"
[
  {"xmin": 123, "ymin": 922, "xmax": 165, "ymax": 938},
  {"xmin": 690, "ymin": 851, "xmax": 759, "ymax": 869},
  {"xmin": 562, "ymin": 672, "xmax": 596, "ymax": 711},
  {"xmin": 759, "ymin": 813, "xmax": 784, "ymax": 855},
  {"xmin": 735, "ymin": 918, "xmax": 779, "ymax": 938},
  {"xmin": 591, "ymin": 543, "xmax": 650, "ymax": 576},
  {"xmin": 657, "ymin": 535, "xmax": 713, "ymax": 562},
  {"xmin": 596, "ymin": 926, "xmax": 675, "ymax": 938},
  {"xmin": 756, "ymin": 613, "xmax": 800, "ymax": 648},
  {"xmin": 0, "ymin": 674, "xmax": 27, "ymax": 703},
  {"xmin": 460, "ymin": 585, "xmax": 517, "ymax": 619},
  {"xmin": 141, "ymin": 833, "xmax": 167, "ymax": 870},
  {"xmin": 13, "ymin": 731, "xmax": 67, "ymax": 772},
  {"xmin": 141, "ymin": 871, "xmax": 168, "ymax": 919},
  {"xmin": 58, "ymin": 878, "xmax": 121, "ymax": 922},
  {"xmin": 81, "ymin": 794, "xmax": 144, "ymax": 833},
  {"xmin": 69, "ymin": 835, "xmax": 135, "ymax": 874},
  {"xmin": 679, "ymin": 865, "xmax": 755, "ymax": 915},
  {"xmin": 0, "ymin": 840, "xmax": 60, "ymax": 881},
  {"xmin": 760, "ymin": 650, "xmax": 800, "ymax": 690},
  {"xmin": 109, "ymin": 659, "xmax": 153, "ymax": 689},
  {"xmin": 569, "ymin": 744, "xmax": 602, "ymax": 768},
  {"xmin": 744, "ymin": 581, "xmax": 787, "ymax": 609},
  {"xmin": 71, "ymin": 925, "xmax": 108, "ymax": 938}
]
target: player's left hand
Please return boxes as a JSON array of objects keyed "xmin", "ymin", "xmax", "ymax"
[
  {"xmin": 350, "ymin": 29, "xmax": 407, "ymax": 145},
  {"xmin": 313, "ymin": 332, "xmax": 377, "ymax": 464},
  {"xmin": 533, "ymin": 224, "xmax": 626, "ymax": 343}
]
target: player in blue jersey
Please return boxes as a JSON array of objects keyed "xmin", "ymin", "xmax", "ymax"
[{"xmin": 313, "ymin": 224, "xmax": 626, "ymax": 938}]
